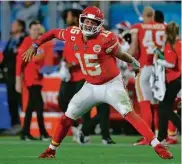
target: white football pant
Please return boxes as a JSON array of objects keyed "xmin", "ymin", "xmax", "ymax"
[
  {"xmin": 135, "ymin": 66, "xmax": 158, "ymax": 104},
  {"xmin": 65, "ymin": 73, "xmax": 133, "ymax": 120}
]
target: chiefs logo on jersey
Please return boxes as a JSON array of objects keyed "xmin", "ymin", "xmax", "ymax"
[{"xmin": 93, "ymin": 45, "xmax": 101, "ymax": 53}]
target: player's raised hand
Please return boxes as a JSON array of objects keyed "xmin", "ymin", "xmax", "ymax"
[{"xmin": 22, "ymin": 45, "xmax": 37, "ymax": 62}]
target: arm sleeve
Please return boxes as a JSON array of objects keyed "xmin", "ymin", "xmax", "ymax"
[
  {"xmin": 35, "ymin": 29, "xmax": 66, "ymax": 46},
  {"xmin": 16, "ymin": 38, "xmax": 31, "ymax": 76},
  {"xmin": 164, "ymin": 49, "xmax": 177, "ymax": 65},
  {"xmin": 16, "ymin": 51, "xmax": 24, "ymax": 76}
]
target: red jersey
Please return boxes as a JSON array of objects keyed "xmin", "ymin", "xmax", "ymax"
[
  {"xmin": 35, "ymin": 26, "xmax": 120, "ymax": 85},
  {"xmin": 131, "ymin": 22, "xmax": 166, "ymax": 67},
  {"xmin": 164, "ymin": 40, "xmax": 181, "ymax": 83},
  {"xmin": 16, "ymin": 36, "xmax": 44, "ymax": 87},
  {"xmin": 63, "ymin": 42, "xmax": 84, "ymax": 82}
]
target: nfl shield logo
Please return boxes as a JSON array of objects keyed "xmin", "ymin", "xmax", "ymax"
[{"xmin": 93, "ymin": 45, "xmax": 101, "ymax": 53}]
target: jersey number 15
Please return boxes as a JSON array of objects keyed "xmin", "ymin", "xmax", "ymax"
[{"xmin": 75, "ymin": 53, "xmax": 102, "ymax": 76}]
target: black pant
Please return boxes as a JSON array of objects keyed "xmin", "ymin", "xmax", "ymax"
[
  {"xmin": 58, "ymin": 80, "xmax": 85, "ymax": 127},
  {"xmin": 58, "ymin": 80, "xmax": 85, "ymax": 113},
  {"xmin": 6, "ymin": 76, "xmax": 21, "ymax": 126},
  {"xmin": 158, "ymin": 77, "xmax": 181, "ymax": 141},
  {"xmin": 82, "ymin": 103, "xmax": 110, "ymax": 139},
  {"xmin": 58, "ymin": 80, "xmax": 111, "ymax": 139},
  {"xmin": 22, "ymin": 85, "xmax": 47, "ymax": 136}
]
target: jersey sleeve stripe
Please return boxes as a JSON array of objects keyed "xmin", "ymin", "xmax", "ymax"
[
  {"xmin": 106, "ymin": 40, "xmax": 119, "ymax": 54},
  {"xmin": 58, "ymin": 30, "xmax": 65, "ymax": 40}
]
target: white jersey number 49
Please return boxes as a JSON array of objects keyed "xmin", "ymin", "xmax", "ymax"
[{"xmin": 143, "ymin": 30, "xmax": 165, "ymax": 54}]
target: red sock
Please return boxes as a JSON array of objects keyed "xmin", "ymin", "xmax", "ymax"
[
  {"xmin": 51, "ymin": 115, "xmax": 73, "ymax": 146},
  {"xmin": 125, "ymin": 111, "xmax": 155, "ymax": 142},
  {"xmin": 168, "ymin": 119, "xmax": 177, "ymax": 137},
  {"xmin": 152, "ymin": 104, "xmax": 159, "ymax": 132},
  {"xmin": 139, "ymin": 101, "xmax": 152, "ymax": 129}
]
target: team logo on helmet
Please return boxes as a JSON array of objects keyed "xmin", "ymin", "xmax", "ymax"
[{"xmin": 93, "ymin": 45, "xmax": 101, "ymax": 53}]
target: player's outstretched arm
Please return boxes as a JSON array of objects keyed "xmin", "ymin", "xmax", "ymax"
[
  {"xmin": 115, "ymin": 46, "xmax": 140, "ymax": 67},
  {"xmin": 114, "ymin": 47, "xmax": 140, "ymax": 74},
  {"xmin": 127, "ymin": 32, "xmax": 138, "ymax": 57},
  {"xmin": 22, "ymin": 29, "xmax": 65, "ymax": 62}
]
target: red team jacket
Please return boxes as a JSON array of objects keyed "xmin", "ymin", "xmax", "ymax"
[
  {"xmin": 63, "ymin": 42, "xmax": 84, "ymax": 82},
  {"xmin": 16, "ymin": 36, "xmax": 44, "ymax": 87},
  {"xmin": 35, "ymin": 26, "xmax": 120, "ymax": 85},
  {"xmin": 131, "ymin": 22, "xmax": 166, "ymax": 67},
  {"xmin": 164, "ymin": 40, "xmax": 181, "ymax": 83}
]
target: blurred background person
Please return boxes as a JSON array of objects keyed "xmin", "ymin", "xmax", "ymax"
[
  {"xmin": 155, "ymin": 10, "xmax": 165, "ymax": 24},
  {"xmin": 156, "ymin": 22, "xmax": 181, "ymax": 143},
  {"xmin": 128, "ymin": 7, "xmax": 166, "ymax": 145},
  {"xmin": 16, "ymin": 20, "xmax": 50, "ymax": 141},
  {"xmin": 58, "ymin": 7, "xmax": 85, "ymax": 141},
  {"xmin": 16, "ymin": 1, "xmax": 39, "ymax": 31},
  {"xmin": 166, "ymin": 90, "xmax": 181, "ymax": 144},
  {"xmin": 151, "ymin": 9, "xmax": 165, "ymax": 138},
  {"xmin": 113, "ymin": 21, "xmax": 134, "ymax": 86},
  {"xmin": 0, "ymin": 19, "xmax": 26, "ymax": 135},
  {"xmin": 153, "ymin": 10, "xmax": 180, "ymax": 145}
]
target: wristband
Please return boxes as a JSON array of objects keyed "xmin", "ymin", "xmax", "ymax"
[{"xmin": 131, "ymin": 57, "xmax": 140, "ymax": 68}]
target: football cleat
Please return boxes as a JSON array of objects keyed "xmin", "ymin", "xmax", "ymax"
[
  {"xmin": 76, "ymin": 130, "xmax": 90, "ymax": 144},
  {"xmin": 133, "ymin": 138, "xmax": 150, "ymax": 146},
  {"xmin": 40, "ymin": 135, "xmax": 51, "ymax": 141},
  {"xmin": 39, "ymin": 148, "xmax": 56, "ymax": 158},
  {"xmin": 154, "ymin": 144, "xmax": 173, "ymax": 159},
  {"xmin": 166, "ymin": 137, "xmax": 178, "ymax": 145},
  {"xmin": 20, "ymin": 134, "xmax": 38, "ymax": 141},
  {"xmin": 72, "ymin": 126, "xmax": 79, "ymax": 142},
  {"xmin": 102, "ymin": 138, "xmax": 116, "ymax": 145}
]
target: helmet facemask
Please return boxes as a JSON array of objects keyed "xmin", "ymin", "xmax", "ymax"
[{"xmin": 79, "ymin": 14, "xmax": 104, "ymax": 37}]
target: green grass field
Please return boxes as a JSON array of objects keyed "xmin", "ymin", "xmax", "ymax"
[{"xmin": 0, "ymin": 136, "xmax": 181, "ymax": 164}]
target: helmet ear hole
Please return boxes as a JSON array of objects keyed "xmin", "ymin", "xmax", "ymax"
[{"xmin": 81, "ymin": 17, "xmax": 85, "ymax": 23}]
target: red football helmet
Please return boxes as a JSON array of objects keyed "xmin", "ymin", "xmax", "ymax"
[
  {"xmin": 115, "ymin": 21, "xmax": 131, "ymax": 32},
  {"xmin": 79, "ymin": 6, "xmax": 104, "ymax": 36},
  {"xmin": 115, "ymin": 21, "xmax": 131, "ymax": 43}
]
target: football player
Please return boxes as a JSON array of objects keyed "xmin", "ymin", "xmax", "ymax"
[
  {"xmin": 114, "ymin": 21, "xmax": 135, "ymax": 86},
  {"xmin": 115, "ymin": 21, "xmax": 131, "ymax": 44},
  {"xmin": 23, "ymin": 6, "xmax": 172, "ymax": 160},
  {"xmin": 128, "ymin": 7, "xmax": 166, "ymax": 145},
  {"xmin": 60, "ymin": 7, "xmax": 115, "ymax": 144}
]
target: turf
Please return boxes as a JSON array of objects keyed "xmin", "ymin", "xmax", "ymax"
[{"xmin": 0, "ymin": 136, "xmax": 181, "ymax": 164}]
